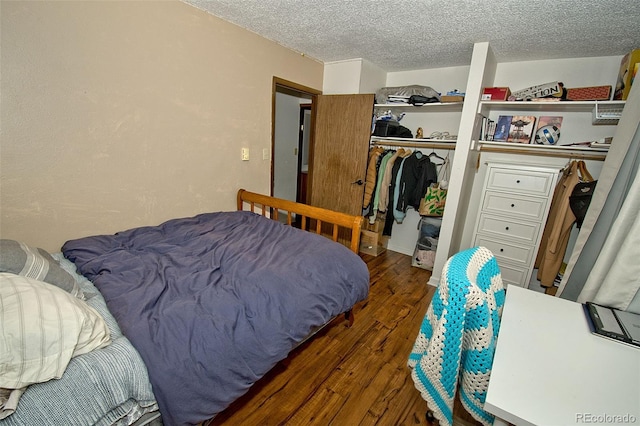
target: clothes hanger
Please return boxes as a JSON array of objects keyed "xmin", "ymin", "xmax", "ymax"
[
  {"xmin": 429, "ymin": 151, "xmax": 444, "ymax": 161},
  {"xmin": 562, "ymin": 158, "xmax": 576, "ymax": 176},
  {"xmin": 428, "ymin": 149, "xmax": 445, "ymax": 164}
]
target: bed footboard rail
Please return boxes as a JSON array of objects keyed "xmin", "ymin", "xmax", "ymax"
[{"xmin": 237, "ymin": 189, "xmax": 363, "ymax": 254}]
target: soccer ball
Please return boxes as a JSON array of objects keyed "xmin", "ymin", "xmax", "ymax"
[{"xmin": 535, "ymin": 125, "xmax": 561, "ymax": 145}]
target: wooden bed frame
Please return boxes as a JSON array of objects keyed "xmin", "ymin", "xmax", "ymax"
[
  {"xmin": 237, "ymin": 189, "xmax": 363, "ymax": 254},
  {"xmin": 237, "ymin": 189, "xmax": 366, "ymax": 329}
]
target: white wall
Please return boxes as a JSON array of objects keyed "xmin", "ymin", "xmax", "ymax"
[
  {"xmin": 274, "ymin": 92, "xmax": 304, "ymax": 201},
  {"xmin": 323, "ymin": 58, "xmax": 387, "ymax": 95},
  {"xmin": 493, "ymin": 56, "xmax": 621, "ymax": 92},
  {"xmin": 359, "ymin": 59, "xmax": 387, "ymax": 94},
  {"xmin": 323, "ymin": 59, "xmax": 365, "ymax": 94}
]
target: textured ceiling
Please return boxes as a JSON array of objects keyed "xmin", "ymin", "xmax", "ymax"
[{"xmin": 183, "ymin": 0, "xmax": 640, "ymax": 72}]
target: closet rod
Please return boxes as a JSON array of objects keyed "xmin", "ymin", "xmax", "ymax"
[
  {"xmin": 370, "ymin": 140, "xmax": 456, "ymax": 150},
  {"xmin": 479, "ymin": 146, "xmax": 606, "ymax": 161}
]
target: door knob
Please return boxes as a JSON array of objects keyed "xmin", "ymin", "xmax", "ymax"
[{"xmin": 352, "ymin": 179, "xmax": 364, "ymax": 185}]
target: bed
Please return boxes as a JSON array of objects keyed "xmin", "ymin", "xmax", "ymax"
[
  {"xmin": 0, "ymin": 245, "xmax": 159, "ymax": 425},
  {"xmin": 0, "ymin": 190, "xmax": 369, "ymax": 426}
]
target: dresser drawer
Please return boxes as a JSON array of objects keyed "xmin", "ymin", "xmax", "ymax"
[
  {"xmin": 496, "ymin": 262, "xmax": 529, "ymax": 288},
  {"xmin": 474, "ymin": 235, "xmax": 534, "ymax": 266},
  {"xmin": 486, "ymin": 167, "xmax": 556, "ymax": 196},
  {"xmin": 476, "ymin": 214, "xmax": 540, "ymax": 243},
  {"xmin": 482, "ymin": 191, "xmax": 547, "ymax": 221}
]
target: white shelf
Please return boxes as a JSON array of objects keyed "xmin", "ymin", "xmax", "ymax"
[
  {"xmin": 370, "ymin": 137, "xmax": 457, "ymax": 150},
  {"xmin": 479, "ymin": 140, "xmax": 608, "ymax": 152},
  {"xmin": 374, "ymin": 102, "xmax": 463, "ymax": 113},
  {"xmin": 478, "ymin": 100, "xmax": 625, "ymax": 115},
  {"xmin": 371, "ymin": 136, "xmax": 457, "ymax": 144},
  {"xmin": 477, "ymin": 140, "xmax": 609, "ymax": 159}
]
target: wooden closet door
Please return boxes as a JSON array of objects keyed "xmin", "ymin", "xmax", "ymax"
[{"xmin": 309, "ymin": 94, "xmax": 374, "ymax": 216}]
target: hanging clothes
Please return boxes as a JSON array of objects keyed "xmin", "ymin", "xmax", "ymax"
[
  {"xmin": 377, "ymin": 148, "xmax": 405, "ymax": 214},
  {"xmin": 369, "ymin": 150, "xmax": 396, "ymax": 222},
  {"xmin": 397, "ymin": 151, "xmax": 438, "ymax": 215},
  {"xmin": 362, "ymin": 146, "xmax": 385, "ymax": 210},
  {"xmin": 535, "ymin": 160, "xmax": 592, "ymax": 288},
  {"xmin": 392, "ymin": 152, "xmax": 413, "ymax": 224},
  {"xmin": 384, "ymin": 149, "xmax": 412, "ymax": 235}
]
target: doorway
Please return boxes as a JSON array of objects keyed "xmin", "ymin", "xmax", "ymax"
[
  {"xmin": 297, "ymin": 104, "xmax": 311, "ymax": 204},
  {"xmin": 272, "ymin": 78, "xmax": 321, "ymax": 202}
]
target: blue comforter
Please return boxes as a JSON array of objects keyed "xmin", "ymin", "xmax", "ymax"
[{"xmin": 62, "ymin": 211, "xmax": 369, "ymax": 425}]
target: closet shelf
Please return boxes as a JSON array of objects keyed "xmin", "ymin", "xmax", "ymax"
[
  {"xmin": 374, "ymin": 102, "xmax": 463, "ymax": 113},
  {"xmin": 477, "ymin": 140, "xmax": 608, "ymax": 160},
  {"xmin": 478, "ymin": 100, "xmax": 625, "ymax": 114},
  {"xmin": 371, "ymin": 136, "xmax": 457, "ymax": 150}
]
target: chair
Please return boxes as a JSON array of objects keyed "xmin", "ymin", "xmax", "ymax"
[{"xmin": 407, "ymin": 246, "xmax": 506, "ymax": 426}]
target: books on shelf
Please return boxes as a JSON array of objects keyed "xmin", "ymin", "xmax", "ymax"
[
  {"xmin": 534, "ymin": 116, "xmax": 563, "ymax": 145},
  {"xmin": 479, "ymin": 113, "xmax": 610, "ymax": 151},
  {"xmin": 507, "ymin": 115, "xmax": 536, "ymax": 143},
  {"xmin": 493, "ymin": 115, "xmax": 512, "ymax": 141},
  {"xmin": 536, "ymin": 116, "xmax": 563, "ymax": 132},
  {"xmin": 479, "ymin": 114, "xmax": 496, "ymax": 141}
]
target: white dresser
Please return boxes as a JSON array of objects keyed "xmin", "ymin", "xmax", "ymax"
[{"xmin": 472, "ymin": 162, "xmax": 559, "ymax": 287}]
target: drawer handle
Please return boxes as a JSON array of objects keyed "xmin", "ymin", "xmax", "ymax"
[
  {"xmin": 516, "ymin": 180, "xmax": 521, "ymax": 184},
  {"xmin": 511, "ymin": 203, "xmax": 515, "ymax": 208},
  {"xmin": 500, "ymin": 248, "xmax": 504, "ymax": 252},
  {"xmin": 505, "ymin": 226, "xmax": 510, "ymax": 231}
]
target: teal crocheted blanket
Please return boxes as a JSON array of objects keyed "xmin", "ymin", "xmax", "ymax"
[{"xmin": 408, "ymin": 246, "xmax": 505, "ymax": 426}]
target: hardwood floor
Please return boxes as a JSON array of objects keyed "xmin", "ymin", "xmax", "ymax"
[{"xmin": 209, "ymin": 250, "xmax": 483, "ymax": 425}]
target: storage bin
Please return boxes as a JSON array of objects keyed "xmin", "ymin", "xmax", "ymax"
[{"xmin": 412, "ymin": 217, "xmax": 442, "ymax": 270}]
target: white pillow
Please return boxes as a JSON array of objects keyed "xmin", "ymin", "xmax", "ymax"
[{"xmin": 0, "ymin": 272, "xmax": 111, "ymax": 389}]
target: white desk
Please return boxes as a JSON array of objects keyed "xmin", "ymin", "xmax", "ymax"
[{"xmin": 485, "ymin": 286, "xmax": 640, "ymax": 426}]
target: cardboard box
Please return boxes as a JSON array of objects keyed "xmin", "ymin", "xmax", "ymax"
[
  {"xmin": 566, "ymin": 85, "xmax": 612, "ymax": 101},
  {"xmin": 359, "ymin": 229, "xmax": 388, "ymax": 256},
  {"xmin": 481, "ymin": 87, "xmax": 511, "ymax": 101},
  {"xmin": 614, "ymin": 48, "xmax": 640, "ymax": 100},
  {"xmin": 440, "ymin": 95, "xmax": 464, "ymax": 103}
]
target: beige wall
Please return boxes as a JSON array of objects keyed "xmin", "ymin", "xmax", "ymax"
[{"xmin": 1, "ymin": 1, "xmax": 323, "ymax": 252}]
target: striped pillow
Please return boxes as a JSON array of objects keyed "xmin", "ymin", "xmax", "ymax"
[
  {"xmin": 0, "ymin": 272, "xmax": 111, "ymax": 390},
  {"xmin": 0, "ymin": 240, "xmax": 83, "ymax": 299}
]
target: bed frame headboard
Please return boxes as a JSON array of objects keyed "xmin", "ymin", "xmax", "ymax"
[{"xmin": 237, "ymin": 189, "xmax": 363, "ymax": 254}]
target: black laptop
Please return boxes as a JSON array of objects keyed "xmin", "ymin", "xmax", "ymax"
[{"xmin": 585, "ymin": 302, "xmax": 640, "ymax": 348}]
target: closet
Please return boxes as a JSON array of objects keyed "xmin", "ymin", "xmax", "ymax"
[
  {"xmin": 320, "ymin": 43, "xmax": 629, "ymax": 289},
  {"xmin": 366, "ymin": 98, "xmax": 464, "ymax": 257},
  {"xmin": 363, "ymin": 139, "xmax": 455, "ymax": 268}
]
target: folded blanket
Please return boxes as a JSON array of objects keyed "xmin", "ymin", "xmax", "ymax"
[{"xmin": 408, "ymin": 246, "xmax": 505, "ymax": 426}]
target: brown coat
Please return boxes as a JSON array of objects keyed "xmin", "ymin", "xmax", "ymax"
[
  {"xmin": 536, "ymin": 161, "xmax": 584, "ymax": 287},
  {"xmin": 362, "ymin": 147, "xmax": 385, "ymax": 208}
]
